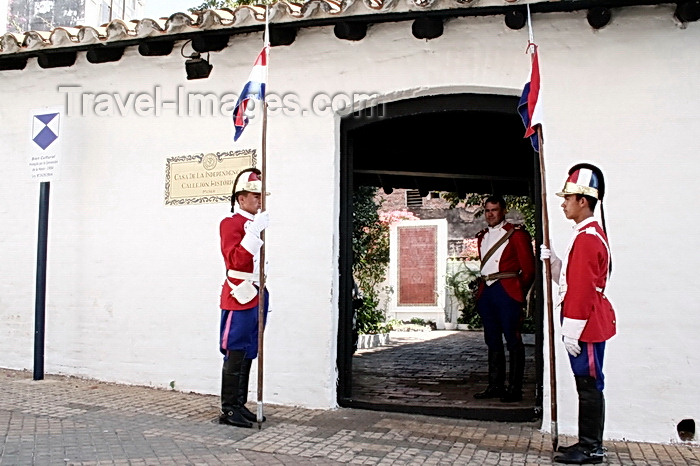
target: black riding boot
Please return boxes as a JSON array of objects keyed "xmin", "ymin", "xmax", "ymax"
[
  {"xmin": 501, "ymin": 344, "xmax": 525, "ymax": 402},
  {"xmin": 237, "ymin": 358, "xmax": 266, "ymax": 422},
  {"xmin": 219, "ymin": 350, "xmax": 253, "ymax": 428},
  {"xmin": 555, "ymin": 376, "xmax": 605, "ymax": 464},
  {"xmin": 474, "ymin": 350, "xmax": 506, "ymax": 399}
]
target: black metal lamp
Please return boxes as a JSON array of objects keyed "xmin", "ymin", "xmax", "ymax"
[
  {"xmin": 185, "ymin": 52, "xmax": 213, "ymax": 80},
  {"xmin": 181, "ymin": 40, "xmax": 212, "ymax": 80}
]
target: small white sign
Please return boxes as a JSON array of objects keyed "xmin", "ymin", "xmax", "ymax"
[{"xmin": 28, "ymin": 107, "xmax": 63, "ymax": 182}]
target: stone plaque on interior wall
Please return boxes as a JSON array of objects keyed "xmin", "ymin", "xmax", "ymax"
[
  {"xmin": 165, "ymin": 149, "xmax": 256, "ymax": 205},
  {"xmin": 397, "ymin": 224, "xmax": 438, "ymax": 306}
]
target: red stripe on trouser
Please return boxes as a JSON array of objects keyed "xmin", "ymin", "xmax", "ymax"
[
  {"xmin": 587, "ymin": 343, "xmax": 596, "ymax": 378},
  {"xmin": 221, "ymin": 311, "xmax": 233, "ymax": 350}
]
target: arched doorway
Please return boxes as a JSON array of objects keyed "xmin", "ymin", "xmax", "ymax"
[{"xmin": 338, "ymin": 93, "xmax": 545, "ymax": 421}]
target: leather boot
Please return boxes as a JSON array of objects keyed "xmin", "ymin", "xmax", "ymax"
[
  {"xmin": 554, "ymin": 376, "xmax": 605, "ymax": 464},
  {"xmin": 598, "ymin": 392, "xmax": 606, "ymax": 451},
  {"xmin": 501, "ymin": 344, "xmax": 525, "ymax": 402},
  {"xmin": 474, "ymin": 350, "xmax": 506, "ymax": 399},
  {"xmin": 219, "ymin": 350, "xmax": 252, "ymax": 428},
  {"xmin": 237, "ymin": 358, "xmax": 266, "ymax": 422}
]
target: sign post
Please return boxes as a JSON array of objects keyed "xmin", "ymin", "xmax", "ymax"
[{"xmin": 29, "ymin": 108, "xmax": 63, "ymax": 380}]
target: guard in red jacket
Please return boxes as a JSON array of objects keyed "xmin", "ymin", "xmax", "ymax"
[
  {"xmin": 218, "ymin": 168, "xmax": 269, "ymax": 428},
  {"xmin": 474, "ymin": 195, "xmax": 535, "ymax": 403},
  {"xmin": 542, "ymin": 163, "xmax": 616, "ymax": 465}
]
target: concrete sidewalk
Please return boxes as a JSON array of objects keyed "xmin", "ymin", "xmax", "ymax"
[{"xmin": 1, "ymin": 368, "xmax": 699, "ymax": 465}]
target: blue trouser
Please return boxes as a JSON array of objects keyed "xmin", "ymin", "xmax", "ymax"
[
  {"xmin": 477, "ymin": 281, "xmax": 524, "ymax": 352},
  {"xmin": 568, "ymin": 341, "xmax": 606, "ymax": 391},
  {"xmin": 568, "ymin": 341, "xmax": 607, "ymax": 449},
  {"xmin": 220, "ymin": 290, "xmax": 269, "ymax": 360}
]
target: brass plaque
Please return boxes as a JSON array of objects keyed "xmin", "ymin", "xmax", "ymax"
[{"xmin": 165, "ymin": 149, "xmax": 256, "ymax": 205}]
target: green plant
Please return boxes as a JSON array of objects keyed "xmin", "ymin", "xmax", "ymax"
[
  {"xmin": 352, "ymin": 187, "xmax": 390, "ymax": 334},
  {"xmin": 383, "ymin": 319, "xmax": 402, "ymax": 332},
  {"xmin": 355, "ymin": 295, "xmax": 384, "ymax": 334},
  {"xmin": 445, "ymin": 262, "xmax": 482, "ymax": 329}
]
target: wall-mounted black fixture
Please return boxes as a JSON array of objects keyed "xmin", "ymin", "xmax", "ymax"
[
  {"xmin": 192, "ymin": 34, "xmax": 230, "ymax": 53},
  {"xmin": 270, "ymin": 27, "xmax": 297, "ymax": 46},
  {"xmin": 335, "ymin": 22, "xmax": 368, "ymax": 41},
  {"xmin": 587, "ymin": 7, "xmax": 612, "ymax": 29},
  {"xmin": 86, "ymin": 46, "xmax": 125, "ymax": 64},
  {"xmin": 505, "ymin": 9, "xmax": 527, "ymax": 30},
  {"xmin": 139, "ymin": 40, "xmax": 174, "ymax": 57},
  {"xmin": 182, "ymin": 40, "xmax": 212, "ymax": 80},
  {"xmin": 412, "ymin": 17, "xmax": 443, "ymax": 39},
  {"xmin": 38, "ymin": 51, "xmax": 77, "ymax": 68}
]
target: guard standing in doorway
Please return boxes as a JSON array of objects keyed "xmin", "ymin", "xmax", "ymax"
[
  {"xmin": 541, "ymin": 163, "xmax": 616, "ymax": 464},
  {"xmin": 474, "ymin": 195, "xmax": 535, "ymax": 403}
]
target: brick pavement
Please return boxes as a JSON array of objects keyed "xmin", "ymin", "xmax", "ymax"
[
  {"xmin": 1, "ymin": 367, "xmax": 699, "ymax": 465},
  {"xmin": 351, "ymin": 331, "xmax": 538, "ymax": 421}
]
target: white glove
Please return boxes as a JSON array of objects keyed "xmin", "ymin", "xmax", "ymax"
[
  {"xmin": 540, "ymin": 244, "xmax": 559, "ymax": 262},
  {"xmin": 540, "ymin": 244, "xmax": 562, "ymax": 283},
  {"xmin": 246, "ymin": 211, "xmax": 269, "ymax": 236},
  {"xmin": 561, "ymin": 317, "xmax": 586, "ymax": 357},
  {"xmin": 563, "ymin": 336, "xmax": 581, "ymax": 357}
]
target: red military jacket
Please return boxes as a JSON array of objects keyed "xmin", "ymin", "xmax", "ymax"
[
  {"xmin": 476, "ymin": 222, "xmax": 536, "ymax": 303},
  {"xmin": 219, "ymin": 210, "xmax": 261, "ymax": 310},
  {"xmin": 560, "ymin": 219, "xmax": 617, "ymax": 342}
]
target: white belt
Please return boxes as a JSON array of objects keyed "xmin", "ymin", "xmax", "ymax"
[
  {"xmin": 227, "ymin": 269, "xmax": 256, "ymax": 281},
  {"xmin": 559, "ymin": 285, "xmax": 604, "ymax": 295}
]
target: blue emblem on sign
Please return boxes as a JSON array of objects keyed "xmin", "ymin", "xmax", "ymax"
[{"xmin": 32, "ymin": 113, "xmax": 60, "ymax": 150}]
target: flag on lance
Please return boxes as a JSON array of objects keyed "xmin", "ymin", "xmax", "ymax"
[
  {"xmin": 517, "ymin": 45, "xmax": 543, "ymax": 152},
  {"xmin": 232, "ymin": 46, "xmax": 268, "ymax": 141}
]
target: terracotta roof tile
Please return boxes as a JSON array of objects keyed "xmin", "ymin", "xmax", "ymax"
[
  {"xmin": 0, "ymin": 0, "xmax": 670, "ymax": 56},
  {"xmin": 163, "ymin": 12, "xmax": 197, "ymax": 33},
  {"xmin": 133, "ymin": 19, "xmax": 166, "ymax": 38},
  {"xmin": 0, "ymin": 33, "xmax": 23, "ymax": 53},
  {"xmin": 104, "ymin": 19, "xmax": 134, "ymax": 41},
  {"xmin": 23, "ymin": 31, "xmax": 51, "ymax": 50},
  {"xmin": 0, "ymin": 0, "xmax": 408, "ymax": 55},
  {"xmin": 77, "ymin": 26, "xmax": 104, "ymax": 44}
]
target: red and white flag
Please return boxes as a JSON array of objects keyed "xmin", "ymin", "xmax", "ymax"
[{"xmin": 232, "ymin": 46, "xmax": 268, "ymax": 141}]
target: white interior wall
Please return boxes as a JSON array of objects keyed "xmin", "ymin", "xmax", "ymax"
[{"xmin": 0, "ymin": 4, "xmax": 698, "ymax": 442}]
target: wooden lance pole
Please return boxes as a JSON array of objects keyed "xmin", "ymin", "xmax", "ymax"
[
  {"xmin": 256, "ymin": 8, "xmax": 270, "ymax": 430},
  {"xmin": 537, "ymin": 126, "xmax": 558, "ymax": 451},
  {"xmin": 525, "ymin": 6, "xmax": 558, "ymax": 449},
  {"xmin": 256, "ymin": 102, "xmax": 267, "ymax": 430}
]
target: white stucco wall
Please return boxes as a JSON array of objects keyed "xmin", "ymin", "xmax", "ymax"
[{"xmin": 0, "ymin": 4, "xmax": 698, "ymax": 443}]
